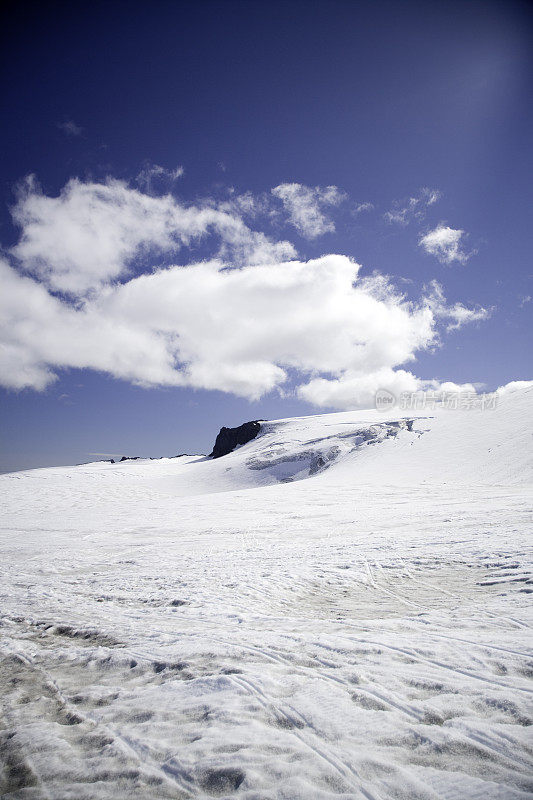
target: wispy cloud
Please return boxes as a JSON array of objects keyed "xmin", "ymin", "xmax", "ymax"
[
  {"xmin": 57, "ymin": 120, "xmax": 83, "ymax": 137},
  {"xmin": 425, "ymin": 280, "xmax": 491, "ymax": 331},
  {"xmin": 384, "ymin": 187, "xmax": 440, "ymax": 226},
  {"xmin": 136, "ymin": 162, "xmax": 184, "ymax": 192},
  {"xmin": 419, "ymin": 224, "xmax": 475, "ymax": 265},
  {"xmin": 353, "ymin": 201, "xmax": 374, "ymax": 215},
  {"xmin": 272, "ymin": 183, "xmax": 346, "ymax": 238}
]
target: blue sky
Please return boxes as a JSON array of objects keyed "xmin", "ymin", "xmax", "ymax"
[{"xmin": 1, "ymin": 0, "xmax": 532, "ymax": 472}]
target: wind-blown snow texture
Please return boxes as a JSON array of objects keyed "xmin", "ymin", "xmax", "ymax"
[{"xmin": 1, "ymin": 385, "xmax": 532, "ymax": 799}]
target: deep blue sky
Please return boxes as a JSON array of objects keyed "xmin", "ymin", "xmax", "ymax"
[{"xmin": 1, "ymin": 0, "xmax": 532, "ymax": 471}]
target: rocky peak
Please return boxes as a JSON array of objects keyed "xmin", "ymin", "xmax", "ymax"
[{"xmin": 210, "ymin": 420, "xmax": 262, "ymax": 458}]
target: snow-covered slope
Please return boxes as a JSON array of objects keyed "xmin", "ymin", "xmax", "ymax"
[
  {"xmin": 79, "ymin": 380, "xmax": 533, "ymax": 497},
  {"xmin": 1, "ymin": 384, "xmax": 532, "ymax": 799}
]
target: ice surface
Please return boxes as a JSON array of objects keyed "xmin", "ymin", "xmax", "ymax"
[{"xmin": 1, "ymin": 385, "xmax": 532, "ymax": 798}]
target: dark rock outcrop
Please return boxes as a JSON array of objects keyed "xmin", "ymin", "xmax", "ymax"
[{"xmin": 210, "ymin": 421, "xmax": 262, "ymax": 458}]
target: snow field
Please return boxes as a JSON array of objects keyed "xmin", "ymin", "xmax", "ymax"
[{"xmin": 1, "ymin": 384, "xmax": 532, "ymax": 798}]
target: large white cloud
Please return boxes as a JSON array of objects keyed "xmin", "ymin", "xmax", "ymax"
[
  {"xmin": 10, "ymin": 177, "xmax": 296, "ymax": 294},
  {"xmin": 0, "ymin": 258, "xmax": 183, "ymax": 391},
  {"xmin": 0, "ymin": 251, "xmax": 488, "ymax": 405},
  {"xmin": 1, "ymin": 175, "xmax": 493, "ymax": 407}
]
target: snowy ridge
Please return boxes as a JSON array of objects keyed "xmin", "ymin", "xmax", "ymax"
[
  {"xmin": 238, "ymin": 382, "xmax": 533, "ymax": 488},
  {"xmin": 0, "ymin": 384, "xmax": 532, "ymax": 799},
  {"xmin": 92, "ymin": 381, "xmax": 533, "ymax": 494}
]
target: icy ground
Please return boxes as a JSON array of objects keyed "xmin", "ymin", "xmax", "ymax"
[{"xmin": 1, "ymin": 385, "xmax": 532, "ymax": 799}]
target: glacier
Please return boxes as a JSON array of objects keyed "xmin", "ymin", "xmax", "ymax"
[{"xmin": 0, "ymin": 384, "xmax": 532, "ymax": 799}]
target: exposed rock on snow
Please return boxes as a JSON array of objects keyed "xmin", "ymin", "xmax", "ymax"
[{"xmin": 210, "ymin": 419, "xmax": 262, "ymax": 458}]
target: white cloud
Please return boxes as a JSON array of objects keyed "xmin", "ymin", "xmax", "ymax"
[
  {"xmin": 353, "ymin": 201, "xmax": 374, "ymax": 215},
  {"xmin": 298, "ymin": 368, "xmax": 421, "ymax": 409},
  {"xmin": 272, "ymin": 183, "xmax": 346, "ymax": 238},
  {"xmin": 1, "ymin": 176, "xmax": 492, "ymax": 407},
  {"xmin": 297, "ymin": 372, "xmax": 484, "ymax": 411},
  {"xmin": 419, "ymin": 224, "xmax": 475, "ymax": 265},
  {"xmin": 424, "ymin": 280, "xmax": 490, "ymax": 331},
  {"xmin": 10, "ymin": 177, "xmax": 296, "ymax": 294},
  {"xmin": 432, "ymin": 380, "xmax": 477, "ymax": 393},
  {"xmin": 217, "ymin": 190, "xmax": 271, "ymax": 219},
  {"xmin": 384, "ymin": 188, "xmax": 441, "ymax": 226},
  {"xmin": 136, "ymin": 163, "xmax": 184, "ymax": 191},
  {"xmin": 0, "ymin": 252, "xmax": 488, "ymax": 407}
]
